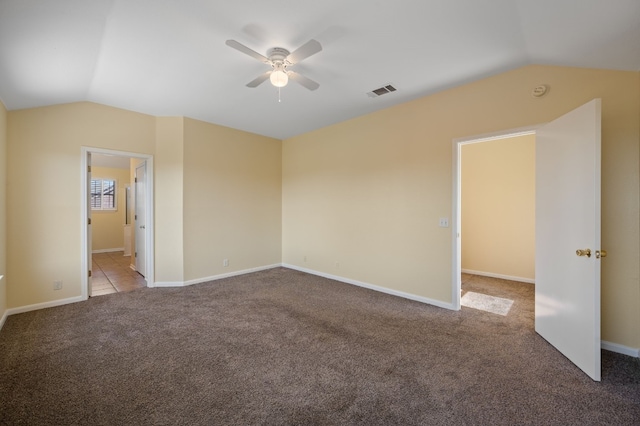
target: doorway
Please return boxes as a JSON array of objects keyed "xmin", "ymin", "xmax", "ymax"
[
  {"xmin": 458, "ymin": 133, "xmax": 536, "ymax": 315},
  {"xmin": 81, "ymin": 147, "xmax": 155, "ymax": 299},
  {"xmin": 451, "ymin": 99, "xmax": 603, "ymax": 381},
  {"xmin": 452, "ymin": 127, "xmax": 535, "ymax": 309}
]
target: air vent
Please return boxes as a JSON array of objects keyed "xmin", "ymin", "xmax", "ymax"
[{"xmin": 367, "ymin": 84, "xmax": 397, "ymax": 98}]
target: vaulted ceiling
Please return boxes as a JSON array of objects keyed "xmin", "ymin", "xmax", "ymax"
[{"xmin": 1, "ymin": 0, "xmax": 639, "ymax": 139}]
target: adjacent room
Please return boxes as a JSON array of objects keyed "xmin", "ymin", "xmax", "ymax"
[
  {"xmin": 460, "ymin": 134, "xmax": 535, "ymax": 316},
  {"xmin": 90, "ymin": 153, "xmax": 146, "ymax": 296},
  {"xmin": 0, "ymin": 1, "xmax": 639, "ymax": 424}
]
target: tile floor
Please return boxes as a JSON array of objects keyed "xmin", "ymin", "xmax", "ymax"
[{"xmin": 91, "ymin": 251, "xmax": 146, "ymax": 296}]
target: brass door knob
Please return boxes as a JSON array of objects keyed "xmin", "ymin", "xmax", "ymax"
[
  {"xmin": 576, "ymin": 249, "xmax": 591, "ymax": 258},
  {"xmin": 596, "ymin": 250, "xmax": 607, "ymax": 259}
]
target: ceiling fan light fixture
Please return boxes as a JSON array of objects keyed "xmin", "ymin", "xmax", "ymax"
[
  {"xmin": 226, "ymin": 39, "xmax": 321, "ymax": 91},
  {"xmin": 270, "ymin": 65, "xmax": 288, "ymax": 87}
]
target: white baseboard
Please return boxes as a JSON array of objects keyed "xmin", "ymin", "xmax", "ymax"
[
  {"xmin": 153, "ymin": 264, "xmax": 283, "ymax": 288},
  {"xmin": 601, "ymin": 340, "xmax": 640, "ymax": 358},
  {"xmin": 152, "ymin": 281, "xmax": 182, "ymax": 288},
  {"xmin": 462, "ymin": 269, "xmax": 535, "ymax": 284},
  {"xmin": 92, "ymin": 248, "xmax": 125, "ymax": 254},
  {"xmin": 5, "ymin": 296, "xmax": 85, "ymax": 318},
  {"xmin": 0, "ymin": 310, "xmax": 8, "ymax": 330},
  {"xmin": 0, "ymin": 275, "xmax": 5, "ymax": 329},
  {"xmin": 282, "ymin": 263, "xmax": 456, "ymax": 311}
]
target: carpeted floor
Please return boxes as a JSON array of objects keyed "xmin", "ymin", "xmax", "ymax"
[{"xmin": 1, "ymin": 268, "xmax": 639, "ymax": 425}]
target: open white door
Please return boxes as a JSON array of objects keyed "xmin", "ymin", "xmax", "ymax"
[
  {"xmin": 535, "ymin": 99, "xmax": 602, "ymax": 381},
  {"xmin": 135, "ymin": 162, "xmax": 147, "ymax": 277},
  {"xmin": 87, "ymin": 152, "xmax": 93, "ymax": 297}
]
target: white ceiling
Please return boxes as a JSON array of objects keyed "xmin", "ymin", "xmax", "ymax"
[{"xmin": 0, "ymin": 0, "xmax": 638, "ymax": 140}]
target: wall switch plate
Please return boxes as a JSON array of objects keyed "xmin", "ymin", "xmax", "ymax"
[
  {"xmin": 223, "ymin": 259, "xmax": 229, "ymax": 267},
  {"xmin": 439, "ymin": 218, "xmax": 449, "ymax": 228}
]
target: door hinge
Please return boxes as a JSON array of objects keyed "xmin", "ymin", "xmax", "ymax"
[
  {"xmin": 88, "ymin": 165, "xmax": 92, "ymax": 173},
  {"xmin": 134, "ymin": 177, "xmax": 137, "ymax": 183},
  {"xmin": 88, "ymin": 270, "xmax": 92, "ymax": 277},
  {"xmin": 135, "ymin": 252, "xmax": 137, "ymax": 258},
  {"xmin": 135, "ymin": 214, "xmax": 137, "ymax": 220},
  {"xmin": 88, "ymin": 218, "xmax": 92, "ymax": 225}
]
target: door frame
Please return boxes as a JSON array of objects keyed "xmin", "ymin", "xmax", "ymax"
[
  {"xmin": 451, "ymin": 125, "xmax": 540, "ymax": 309},
  {"xmin": 81, "ymin": 147, "xmax": 155, "ymax": 300}
]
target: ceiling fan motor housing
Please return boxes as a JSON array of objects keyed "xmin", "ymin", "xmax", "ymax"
[{"xmin": 268, "ymin": 47, "xmax": 290, "ymax": 65}]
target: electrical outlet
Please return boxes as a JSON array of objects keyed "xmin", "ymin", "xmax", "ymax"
[
  {"xmin": 304, "ymin": 255, "xmax": 307, "ymax": 262},
  {"xmin": 335, "ymin": 261, "xmax": 340, "ymax": 269},
  {"xmin": 223, "ymin": 259, "xmax": 229, "ymax": 267},
  {"xmin": 53, "ymin": 280, "xmax": 63, "ymax": 291}
]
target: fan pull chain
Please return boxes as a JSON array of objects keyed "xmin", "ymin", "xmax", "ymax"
[{"xmin": 278, "ymin": 86, "xmax": 282, "ymax": 103}]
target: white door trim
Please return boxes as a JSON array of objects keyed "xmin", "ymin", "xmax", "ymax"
[
  {"xmin": 451, "ymin": 125, "xmax": 541, "ymax": 310},
  {"xmin": 81, "ymin": 147, "xmax": 155, "ymax": 300}
]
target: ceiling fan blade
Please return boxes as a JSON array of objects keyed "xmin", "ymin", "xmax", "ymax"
[
  {"xmin": 246, "ymin": 72, "xmax": 271, "ymax": 88},
  {"xmin": 288, "ymin": 71, "xmax": 320, "ymax": 91},
  {"xmin": 226, "ymin": 40, "xmax": 270, "ymax": 64},
  {"xmin": 286, "ymin": 39, "xmax": 322, "ymax": 64}
]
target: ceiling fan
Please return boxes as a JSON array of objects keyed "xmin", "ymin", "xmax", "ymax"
[{"xmin": 225, "ymin": 39, "xmax": 322, "ymax": 91}]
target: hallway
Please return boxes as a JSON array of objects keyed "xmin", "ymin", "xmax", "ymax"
[{"xmin": 91, "ymin": 251, "xmax": 146, "ymax": 296}]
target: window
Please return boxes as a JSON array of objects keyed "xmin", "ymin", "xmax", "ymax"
[{"xmin": 91, "ymin": 178, "xmax": 117, "ymax": 210}]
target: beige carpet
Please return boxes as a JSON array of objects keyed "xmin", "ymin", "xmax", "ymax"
[{"xmin": 1, "ymin": 268, "xmax": 639, "ymax": 425}]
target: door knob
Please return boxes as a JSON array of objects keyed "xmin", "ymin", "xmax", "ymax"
[
  {"xmin": 576, "ymin": 249, "xmax": 591, "ymax": 258},
  {"xmin": 596, "ymin": 250, "xmax": 607, "ymax": 259}
]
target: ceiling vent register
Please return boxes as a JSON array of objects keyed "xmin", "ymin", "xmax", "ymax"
[{"xmin": 367, "ymin": 84, "xmax": 397, "ymax": 98}]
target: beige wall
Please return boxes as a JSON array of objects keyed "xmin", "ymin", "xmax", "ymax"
[
  {"xmin": 461, "ymin": 135, "xmax": 535, "ymax": 281},
  {"xmin": 154, "ymin": 117, "xmax": 184, "ymax": 283},
  {"xmin": 153, "ymin": 117, "xmax": 282, "ymax": 284},
  {"xmin": 91, "ymin": 166, "xmax": 130, "ymax": 252},
  {"xmin": 182, "ymin": 118, "xmax": 282, "ymax": 282},
  {"xmin": 3, "ymin": 65, "xmax": 639, "ymax": 351},
  {"xmin": 282, "ymin": 65, "xmax": 640, "ymax": 349},
  {"xmin": 0, "ymin": 100, "xmax": 7, "ymax": 320},
  {"xmin": 7, "ymin": 102, "xmax": 156, "ymax": 308},
  {"xmin": 5, "ymin": 103, "xmax": 283, "ymax": 308}
]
